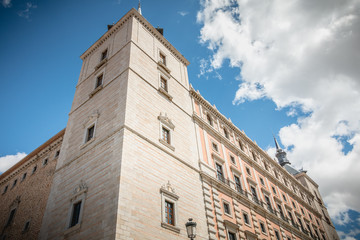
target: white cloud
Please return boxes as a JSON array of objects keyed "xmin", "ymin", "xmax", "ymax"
[
  {"xmin": 1, "ymin": 0, "xmax": 11, "ymax": 8},
  {"xmin": 0, "ymin": 153, "xmax": 27, "ymax": 174},
  {"xmin": 18, "ymin": 2, "xmax": 37, "ymax": 19},
  {"xmin": 197, "ymin": 0, "xmax": 360, "ymax": 223},
  {"xmin": 178, "ymin": 11, "xmax": 189, "ymax": 17}
]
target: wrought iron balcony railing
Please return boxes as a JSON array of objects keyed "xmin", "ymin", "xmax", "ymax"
[{"xmin": 217, "ymin": 174, "xmax": 230, "ymax": 186}]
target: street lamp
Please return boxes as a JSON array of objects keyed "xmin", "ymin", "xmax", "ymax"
[{"xmin": 185, "ymin": 218, "xmax": 197, "ymax": 240}]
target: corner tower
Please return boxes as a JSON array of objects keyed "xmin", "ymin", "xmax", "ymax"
[{"xmin": 40, "ymin": 9, "xmax": 207, "ymax": 240}]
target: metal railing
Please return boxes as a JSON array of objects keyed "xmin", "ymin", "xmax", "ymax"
[{"xmin": 217, "ymin": 174, "xmax": 230, "ymax": 186}]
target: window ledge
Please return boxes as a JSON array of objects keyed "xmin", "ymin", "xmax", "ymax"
[
  {"xmin": 89, "ymin": 85, "xmax": 103, "ymax": 97},
  {"xmin": 80, "ymin": 138, "xmax": 95, "ymax": 149},
  {"xmin": 157, "ymin": 61, "xmax": 171, "ymax": 74},
  {"xmin": 161, "ymin": 222, "xmax": 180, "ymax": 233},
  {"xmin": 158, "ymin": 88, "xmax": 173, "ymax": 101},
  {"xmin": 64, "ymin": 223, "xmax": 81, "ymax": 237},
  {"xmin": 95, "ymin": 58, "xmax": 107, "ymax": 70},
  {"xmin": 224, "ymin": 212, "xmax": 233, "ymax": 218},
  {"xmin": 159, "ymin": 139, "xmax": 175, "ymax": 151}
]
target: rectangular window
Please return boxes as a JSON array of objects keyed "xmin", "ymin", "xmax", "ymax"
[
  {"xmin": 274, "ymin": 230, "xmax": 280, "ymax": 240},
  {"xmin": 309, "ymin": 213, "xmax": 313, "ymax": 220},
  {"xmin": 307, "ymin": 224, "xmax": 314, "ymax": 237},
  {"xmin": 207, "ymin": 114, "xmax": 213, "ymax": 126},
  {"xmin": 22, "ymin": 173, "xmax": 27, "ymax": 181},
  {"xmin": 3, "ymin": 185, "xmax": 8, "ymax": 194},
  {"xmin": 55, "ymin": 150, "xmax": 60, "ymax": 158},
  {"xmin": 86, "ymin": 125, "xmax": 95, "ymax": 142},
  {"xmin": 23, "ymin": 221, "xmax": 30, "ymax": 233},
  {"xmin": 243, "ymin": 212, "xmax": 250, "ymax": 225},
  {"xmin": 260, "ymin": 221, "xmax": 267, "ymax": 234},
  {"xmin": 160, "ymin": 77, "xmax": 168, "ymax": 92},
  {"xmin": 32, "ymin": 166, "xmax": 37, "ymax": 174},
  {"xmin": 282, "ymin": 194, "xmax": 287, "ymax": 202},
  {"xmin": 69, "ymin": 201, "xmax": 82, "ymax": 228},
  {"xmin": 272, "ymin": 186, "xmax": 277, "ymax": 195},
  {"xmin": 230, "ymin": 155, "xmax": 235, "ymax": 164},
  {"xmin": 6, "ymin": 209, "xmax": 16, "ymax": 226},
  {"xmin": 277, "ymin": 204, "xmax": 284, "ymax": 218},
  {"xmin": 228, "ymin": 232, "xmax": 236, "ymax": 240},
  {"xmin": 224, "ymin": 128, "xmax": 229, "ymax": 139},
  {"xmin": 298, "ymin": 217, "xmax": 305, "ymax": 231},
  {"xmin": 223, "ymin": 202, "xmax": 231, "ymax": 215},
  {"xmin": 165, "ymin": 200, "xmax": 174, "ymax": 225},
  {"xmin": 234, "ymin": 175, "xmax": 242, "ymax": 193},
  {"xmin": 159, "ymin": 52, "xmax": 166, "ymax": 65},
  {"xmin": 301, "ymin": 207, "xmax": 305, "ymax": 215},
  {"xmin": 101, "ymin": 49, "xmax": 108, "ymax": 61},
  {"xmin": 162, "ymin": 127, "xmax": 170, "ymax": 144},
  {"xmin": 288, "ymin": 211, "xmax": 295, "ymax": 226},
  {"xmin": 212, "ymin": 142, "xmax": 218, "ymax": 152},
  {"xmin": 12, "ymin": 179, "xmax": 17, "ymax": 188},
  {"xmin": 96, "ymin": 74, "xmax": 103, "ymax": 88},
  {"xmin": 250, "ymin": 186, "xmax": 257, "ymax": 197},
  {"xmin": 43, "ymin": 158, "xmax": 48, "ymax": 166},
  {"xmin": 265, "ymin": 195, "xmax": 272, "ymax": 210},
  {"xmin": 216, "ymin": 163, "xmax": 225, "ymax": 183},
  {"xmin": 260, "ymin": 177, "xmax": 265, "ymax": 185},
  {"xmin": 246, "ymin": 167, "xmax": 251, "ymax": 175},
  {"xmin": 292, "ymin": 201, "xmax": 296, "ymax": 208}
]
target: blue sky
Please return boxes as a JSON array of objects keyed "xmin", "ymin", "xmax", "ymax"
[{"xmin": 1, "ymin": 0, "xmax": 359, "ymax": 239}]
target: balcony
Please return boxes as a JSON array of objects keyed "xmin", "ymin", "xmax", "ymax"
[
  {"xmin": 252, "ymin": 195, "xmax": 262, "ymax": 206},
  {"xmin": 217, "ymin": 174, "xmax": 230, "ymax": 186}
]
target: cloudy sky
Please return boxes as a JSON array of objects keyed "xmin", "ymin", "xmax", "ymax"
[{"xmin": 1, "ymin": 0, "xmax": 359, "ymax": 238}]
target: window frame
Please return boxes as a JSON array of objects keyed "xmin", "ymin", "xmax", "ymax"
[
  {"xmin": 259, "ymin": 220, "xmax": 267, "ymax": 235},
  {"xmin": 65, "ymin": 181, "xmax": 87, "ymax": 235},
  {"xmin": 242, "ymin": 211, "xmax": 251, "ymax": 226},
  {"xmin": 160, "ymin": 183, "xmax": 180, "ymax": 233},
  {"xmin": 86, "ymin": 124, "xmax": 95, "ymax": 143},
  {"xmin": 95, "ymin": 73, "xmax": 103, "ymax": 89},
  {"xmin": 100, "ymin": 49, "xmax": 108, "ymax": 61},
  {"xmin": 222, "ymin": 200, "xmax": 232, "ymax": 216}
]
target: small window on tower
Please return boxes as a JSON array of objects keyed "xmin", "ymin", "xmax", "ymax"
[
  {"xmin": 162, "ymin": 127, "xmax": 170, "ymax": 144},
  {"xmin": 101, "ymin": 49, "xmax": 108, "ymax": 61},
  {"xmin": 69, "ymin": 201, "xmax": 82, "ymax": 228},
  {"xmin": 160, "ymin": 77, "xmax": 168, "ymax": 92},
  {"xmin": 96, "ymin": 74, "xmax": 103, "ymax": 89},
  {"xmin": 6, "ymin": 208, "xmax": 16, "ymax": 227},
  {"xmin": 86, "ymin": 125, "xmax": 95, "ymax": 142},
  {"xmin": 159, "ymin": 52, "xmax": 166, "ymax": 65}
]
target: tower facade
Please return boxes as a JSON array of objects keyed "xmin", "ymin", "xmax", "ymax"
[
  {"xmin": 1, "ymin": 8, "xmax": 339, "ymax": 240},
  {"xmin": 39, "ymin": 8, "xmax": 207, "ymax": 240}
]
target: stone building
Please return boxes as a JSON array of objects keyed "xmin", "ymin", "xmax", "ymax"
[
  {"xmin": 1, "ymin": 7, "xmax": 339, "ymax": 240},
  {"xmin": 0, "ymin": 129, "xmax": 64, "ymax": 240}
]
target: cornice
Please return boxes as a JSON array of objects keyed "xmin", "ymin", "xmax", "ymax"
[
  {"xmin": 192, "ymin": 113, "xmax": 321, "ymax": 217},
  {"xmin": 0, "ymin": 129, "xmax": 65, "ymax": 184},
  {"xmin": 80, "ymin": 9, "xmax": 189, "ymax": 66}
]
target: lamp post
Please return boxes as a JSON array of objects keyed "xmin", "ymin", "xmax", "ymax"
[{"xmin": 185, "ymin": 218, "xmax": 197, "ymax": 240}]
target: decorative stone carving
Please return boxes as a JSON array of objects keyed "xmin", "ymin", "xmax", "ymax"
[
  {"xmin": 158, "ymin": 113, "xmax": 175, "ymax": 130},
  {"xmin": 82, "ymin": 110, "xmax": 100, "ymax": 128},
  {"xmin": 161, "ymin": 181, "xmax": 176, "ymax": 194},
  {"xmin": 71, "ymin": 180, "xmax": 88, "ymax": 201}
]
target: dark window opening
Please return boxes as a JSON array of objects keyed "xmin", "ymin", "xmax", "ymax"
[
  {"xmin": 6, "ymin": 209, "xmax": 16, "ymax": 227},
  {"xmin": 69, "ymin": 201, "xmax": 82, "ymax": 228},
  {"xmin": 96, "ymin": 74, "xmax": 103, "ymax": 88},
  {"xmin": 86, "ymin": 125, "xmax": 95, "ymax": 142}
]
